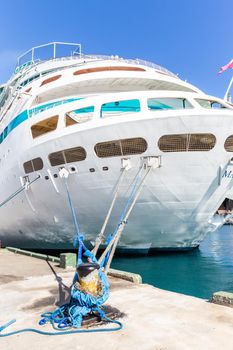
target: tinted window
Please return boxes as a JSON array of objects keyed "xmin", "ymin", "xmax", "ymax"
[
  {"xmin": 195, "ymin": 99, "xmax": 227, "ymax": 109},
  {"xmin": 65, "ymin": 106, "xmax": 94, "ymax": 126},
  {"xmin": 49, "ymin": 146, "xmax": 86, "ymax": 166},
  {"xmin": 224, "ymin": 135, "xmax": 233, "ymax": 152},
  {"xmin": 23, "ymin": 157, "xmax": 43, "ymax": 173},
  {"xmin": 101, "ymin": 100, "xmax": 140, "ymax": 117},
  {"xmin": 158, "ymin": 134, "xmax": 216, "ymax": 152},
  {"xmin": 148, "ymin": 98, "xmax": 193, "ymax": 110},
  {"xmin": 95, "ymin": 137, "xmax": 147, "ymax": 158},
  {"xmin": 31, "ymin": 115, "xmax": 58, "ymax": 138}
]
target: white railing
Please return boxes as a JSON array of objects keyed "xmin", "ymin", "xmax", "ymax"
[
  {"xmin": 14, "ymin": 42, "xmax": 177, "ymax": 79},
  {"xmin": 28, "ymin": 99, "xmax": 69, "ymax": 117},
  {"xmin": 81, "ymin": 54, "xmax": 178, "ymax": 78},
  {"xmin": 17, "ymin": 42, "xmax": 82, "ymax": 67}
]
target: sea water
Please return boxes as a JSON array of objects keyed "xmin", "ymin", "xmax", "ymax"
[{"xmin": 112, "ymin": 225, "xmax": 233, "ymax": 299}]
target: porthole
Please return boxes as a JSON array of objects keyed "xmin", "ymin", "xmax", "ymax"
[{"xmin": 69, "ymin": 166, "xmax": 78, "ymax": 174}]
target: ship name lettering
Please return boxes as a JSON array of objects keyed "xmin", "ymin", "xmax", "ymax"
[{"xmin": 222, "ymin": 170, "xmax": 233, "ymax": 178}]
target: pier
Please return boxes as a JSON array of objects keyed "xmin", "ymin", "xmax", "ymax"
[{"xmin": 1, "ymin": 249, "xmax": 233, "ymax": 350}]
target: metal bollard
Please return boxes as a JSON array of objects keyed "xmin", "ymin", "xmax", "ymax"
[{"xmin": 76, "ymin": 262, "xmax": 100, "ymax": 296}]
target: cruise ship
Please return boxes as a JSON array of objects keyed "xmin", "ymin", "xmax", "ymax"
[{"xmin": 0, "ymin": 41, "xmax": 233, "ymax": 253}]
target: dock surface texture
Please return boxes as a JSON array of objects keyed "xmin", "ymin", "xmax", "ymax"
[{"xmin": 1, "ymin": 250, "xmax": 233, "ymax": 350}]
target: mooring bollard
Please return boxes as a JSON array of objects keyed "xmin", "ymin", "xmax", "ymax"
[{"xmin": 76, "ymin": 262, "xmax": 100, "ymax": 296}]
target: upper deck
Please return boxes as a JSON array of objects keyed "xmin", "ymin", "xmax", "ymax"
[
  {"xmin": 0, "ymin": 42, "xmax": 204, "ymax": 126},
  {"xmin": 14, "ymin": 42, "xmax": 178, "ymax": 79}
]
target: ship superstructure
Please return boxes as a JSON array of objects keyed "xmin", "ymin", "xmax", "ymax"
[{"xmin": 0, "ymin": 42, "xmax": 233, "ymax": 252}]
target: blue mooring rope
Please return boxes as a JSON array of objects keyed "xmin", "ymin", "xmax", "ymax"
[
  {"xmin": 0, "ymin": 176, "xmax": 123, "ymax": 337},
  {"xmin": 0, "ymin": 318, "xmax": 123, "ymax": 337},
  {"xmin": 0, "ymin": 269, "xmax": 122, "ymax": 337}
]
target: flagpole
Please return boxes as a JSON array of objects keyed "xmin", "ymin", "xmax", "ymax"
[{"xmin": 224, "ymin": 76, "xmax": 233, "ymax": 101}]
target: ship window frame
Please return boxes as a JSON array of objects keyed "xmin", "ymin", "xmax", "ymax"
[
  {"xmin": 147, "ymin": 97, "xmax": 193, "ymax": 111},
  {"xmin": 224, "ymin": 135, "xmax": 233, "ymax": 152},
  {"xmin": 20, "ymin": 74, "xmax": 40, "ymax": 88},
  {"xmin": 101, "ymin": 99, "xmax": 141, "ymax": 118},
  {"xmin": 48, "ymin": 146, "xmax": 87, "ymax": 166},
  {"xmin": 31, "ymin": 115, "xmax": 59, "ymax": 138},
  {"xmin": 94, "ymin": 137, "xmax": 147, "ymax": 158},
  {"xmin": 23, "ymin": 157, "xmax": 44, "ymax": 174},
  {"xmin": 195, "ymin": 98, "xmax": 229, "ymax": 109},
  {"xmin": 158, "ymin": 133, "xmax": 216, "ymax": 152},
  {"xmin": 65, "ymin": 106, "xmax": 94, "ymax": 126}
]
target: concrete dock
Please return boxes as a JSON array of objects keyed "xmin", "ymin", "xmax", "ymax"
[{"xmin": 1, "ymin": 249, "xmax": 233, "ymax": 350}]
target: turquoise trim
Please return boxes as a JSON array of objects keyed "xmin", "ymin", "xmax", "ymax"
[
  {"xmin": 14, "ymin": 60, "xmax": 34, "ymax": 75},
  {"xmin": 0, "ymin": 97, "xmax": 83, "ymax": 144},
  {"xmin": 28, "ymin": 98, "xmax": 82, "ymax": 117},
  {"xmin": 73, "ymin": 106, "xmax": 94, "ymax": 114}
]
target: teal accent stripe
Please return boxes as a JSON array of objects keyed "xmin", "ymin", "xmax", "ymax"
[
  {"xmin": 73, "ymin": 106, "xmax": 94, "ymax": 114},
  {"xmin": 0, "ymin": 110, "xmax": 28, "ymax": 144},
  {"xmin": 28, "ymin": 97, "xmax": 82, "ymax": 117},
  {"xmin": 0, "ymin": 97, "xmax": 83, "ymax": 144}
]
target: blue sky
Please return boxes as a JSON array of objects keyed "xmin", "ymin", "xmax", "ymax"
[{"xmin": 0, "ymin": 0, "xmax": 232, "ymax": 98}]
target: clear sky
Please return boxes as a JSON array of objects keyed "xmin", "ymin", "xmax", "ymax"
[{"xmin": 0, "ymin": 0, "xmax": 232, "ymax": 98}]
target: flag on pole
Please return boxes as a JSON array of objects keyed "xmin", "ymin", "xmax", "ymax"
[{"xmin": 218, "ymin": 59, "xmax": 233, "ymax": 74}]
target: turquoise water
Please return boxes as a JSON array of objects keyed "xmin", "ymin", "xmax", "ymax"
[{"xmin": 112, "ymin": 225, "xmax": 233, "ymax": 299}]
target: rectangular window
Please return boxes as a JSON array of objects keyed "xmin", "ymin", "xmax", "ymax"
[
  {"xmin": 48, "ymin": 151, "xmax": 65, "ymax": 166},
  {"xmin": 49, "ymin": 146, "xmax": 86, "ymax": 166},
  {"xmin": 23, "ymin": 157, "xmax": 43, "ymax": 173},
  {"xmin": 101, "ymin": 99, "xmax": 140, "ymax": 117},
  {"xmin": 64, "ymin": 147, "xmax": 86, "ymax": 163},
  {"xmin": 94, "ymin": 137, "xmax": 147, "ymax": 158},
  {"xmin": 158, "ymin": 134, "xmax": 216, "ymax": 152},
  {"xmin": 31, "ymin": 115, "xmax": 58, "ymax": 138},
  {"xmin": 195, "ymin": 99, "xmax": 227, "ymax": 109},
  {"xmin": 148, "ymin": 98, "xmax": 193, "ymax": 110},
  {"xmin": 65, "ymin": 106, "xmax": 94, "ymax": 126},
  {"xmin": 225, "ymin": 135, "xmax": 233, "ymax": 152}
]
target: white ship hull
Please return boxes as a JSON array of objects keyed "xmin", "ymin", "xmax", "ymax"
[
  {"xmin": 0, "ymin": 42, "xmax": 233, "ymax": 253},
  {"xmin": 1, "ymin": 110, "xmax": 233, "ymax": 251}
]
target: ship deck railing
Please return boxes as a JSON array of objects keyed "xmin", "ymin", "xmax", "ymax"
[{"xmin": 14, "ymin": 42, "xmax": 177, "ymax": 80}]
